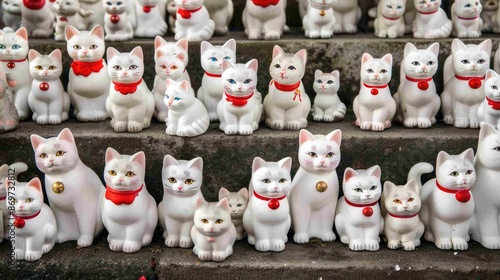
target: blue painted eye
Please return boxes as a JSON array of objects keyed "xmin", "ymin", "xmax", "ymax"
[
  {"xmin": 366, "ymin": 69, "xmax": 374, "ymax": 73},
  {"xmin": 0, "ymin": 45, "xmax": 5, "ymax": 49},
  {"xmin": 288, "ymin": 66, "xmax": 296, "ymax": 70},
  {"xmin": 316, "ymin": 79, "xmax": 322, "ymax": 83},
  {"xmin": 165, "ymin": 94, "xmax": 169, "ymax": 99},
  {"xmin": 327, "ymin": 80, "xmax": 334, "ymax": 84},
  {"xmin": 12, "ymin": 44, "xmax": 20, "ymax": 50},
  {"xmin": 117, "ymin": 1, "xmax": 122, "ymax": 5},
  {"xmin": 243, "ymin": 79, "xmax": 252, "ymax": 84},
  {"xmin": 465, "ymin": 4, "xmax": 471, "ymax": 7},
  {"xmin": 223, "ymin": 56, "xmax": 231, "ymax": 60},
  {"xmin": 386, "ymin": 5, "xmax": 392, "ymax": 8},
  {"xmin": 397, "ymin": 5, "xmax": 402, "ymax": 9},
  {"xmin": 228, "ymin": 79, "xmax": 236, "ymax": 84},
  {"xmin": 106, "ymin": 2, "xmax": 111, "ymax": 5},
  {"xmin": 174, "ymin": 97, "xmax": 181, "ymax": 101},
  {"xmin": 209, "ymin": 57, "xmax": 217, "ymax": 62}
]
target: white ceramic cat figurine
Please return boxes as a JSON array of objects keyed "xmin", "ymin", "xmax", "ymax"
[
  {"xmin": 451, "ymin": 0, "xmax": 483, "ymax": 38},
  {"xmin": 303, "ymin": 0, "xmax": 336, "ymax": 39},
  {"xmin": 65, "ymin": 25, "xmax": 110, "ymax": 122},
  {"xmin": 311, "ymin": 69, "xmax": 346, "ymax": 122},
  {"xmin": 30, "ymin": 128, "xmax": 104, "ymax": 247},
  {"xmin": 27, "ymin": 49, "xmax": 70, "ymax": 125},
  {"xmin": 243, "ymin": 157, "xmax": 292, "ymax": 252},
  {"xmin": 470, "ymin": 124, "xmax": 500, "ymax": 249},
  {"xmin": 335, "ymin": 165, "xmax": 384, "ymax": 251},
  {"xmin": 165, "ymin": 79, "xmax": 210, "ymax": 137},
  {"xmin": 0, "ymin": 72, "xmax": 19, "ymax": 132},
  {"xmin": 133, "ymin": 0, "xmax": 168, "ymax": 37},
  {"xmin": 393, "ymin": 42, "xmax": 440, "ymax": 128},
  {"xmin": 242, "ymin": 0, "xmax": 286, "ymax": 40},
  {"xmin": 0, "ymin": 28, "xmax": 32, "ymax": 120},
  {"xmin": 217, "ymin": 59, "xmax": 263, "ymax": 135},
  {"xmin": 106, "ymin": 46, "xmax": 155, "ymax": 133},
  {"xmin": 153, "ymin": 52, "xmax": 186, "ymax": 122},
  {"xmin": 158, "ymin": 155, "xmax": 205, "ymax": 248},
  {"xmin": 80, "ymin": 0, "xmax": 106, "ymax": 29},
  {"xmin": 8, "ymin": 177, "xmax": 57, "ymax": 261},
  {"xmin": 403, "ymin": 0, "xmax": 416, "ymax": 33},
  {"xmin": 413, "ymin": 0, "xmax": 452, "ymax": 38},
  {"xmin": 191, "ymin": 197, "xmax": 237, "ymax": 262},
  {"xmin": 441, "ymin": 39, "xmax": 492, "ymax": 128},
  {"xmin": 374, "ymin": 0, "xmax": 406, "ymax": 38},
  {"xmin": 408, "ymin": 148, "xmax": 475, "ymax": 250},
  {"xmin": 289, "ymin": 129, "xmax": 342, "ymax": 244},
  {"xmin": 102, "ymin": 148, "xmax": 158, "ymax": 253},
  {"xmin": 52, "ymin": 0, "xmax": 94, "ymax": 41},
  {"xmin": 21, "ymin": 0, "xmax": 54, "ymax": 38},
  {"xmin": 103, "ymin": 0, "xmax": 134, "ymax": 41},
  {"xmin": 154, "ymin": 37, "xmax": 191, "ymax": 83},
  {"xmin": 332, "ymin": 0, "xmax": 362, "ymax": 33},
  {"xmin": 481, "ymin": 0, "xmax": 498, "ymax": 32},
  {"xmin": 382, "ymin": 180, "xmax": 424, "ymax": 251},
  {"xmin": 0, "ymin": 162, "xmax": 28, "ymax": 239},
  {"xmin": 263, "ymin": 45, "xmax": 311, "ymax": 130},
  {"xmin": 197, "ymin": 39, "xmax": 236, "ymax": 122},
  {"xmin": 2, "ymin": 0, "xmax": 22, "ymax": 30},
  {"xmin": 204, "ymin": 0, "xmax": 233, "ymax": 36},
  {"xmin": 353, "ymin": 53, "xmax": 396, "ymax": 131},
  {"xmin": 174, "ymin": 0, "xmax": 215, "ymax": 41},
  {"xmin": 219, "ymin": 187, "xmax": 249, "ymax": 241},
  {"xmin": 478, "ymin": 69, "xmax": 500, "ymax": 129},
  {"xmin": 166, "ymin": 0, "xmax": 177, "ymax": 33}
]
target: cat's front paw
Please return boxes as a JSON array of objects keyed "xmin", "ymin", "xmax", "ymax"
[
  {"xmin": 321, "ymin": 30, "xmax": 333, "ymax": 39},
  {"xmin": 179, "ymin": 237, "xmax": 193, "ymax": 248},
  {"xmin": 18, "ymin": 110, "xmax": 30, "ymax": 121},
  {"xmin": 255, "ymin": 239, "xmax": 271, "ymax": 251},
  {"xmin": 307, "ymin": 30, "xmax": 320, "ymax": 39},
  {"xmin": 417, "ymin": 118, "xmax": 432, "ymax": 128},
  {"xmin": 293, "ymin": 233, "xmax": 310, "ymax": 244},
  {"xmin": 123, "ymin": 240, "xmax": 142, "ymax": 253},
  {"xmin": 239, "ymin": 124, "xmax": 254, "ymax": 135},
  {"xmin": 443, "ymin": 115, "xmax": 454, "ymax": 125},
  {"xmin": 165, "ymin": 236, "xmax": 179, "ymax": 247},
  {"xmin": 454, "ymin": 118, "xmax": 469, "ymax": 128},
  {"xmin": 166, "ymin": 126, "xmax": 177, "ymax": 135},
  {"xmin": 247, "ymin": 235, "xmax": 256, "ymax": 245},
  {"xmin": 481, "ymin": 237, "xmax": 500, "ymax": 249},
  {"xmin": 270, "ymin": 239, "xmax": 286, "ymax": 252},
  {"xmin": 208, "ymin": 112, "xmax": 218, "ymax": 122},
  {"xmin": 128, "ymin": 121, "xmax": 144, "ymax": 132},
  {"xmin": 469, "ymin": 120, "xmax": 480, "ymax": 129},
  {"xmin": 14, "ymin": 249, "xmax": 25, "ymax": 260},
  {"xmin": 320, "ymin": 231, "xmax": 336, "ymax": 242},
  {"xmin": 113, "ymin": 121, "xmax": 128, "ymax": 132},
  {"xmin": 402, "ymin": 240, "xmax": 416, "ymax": 251},
  {"xmin": 109, "ymin": 239, "xmax": 124, "ymax": 251},
  {"xmin": 313, "ymin": 114, "xmax": 324, "ymax": 122},
  {"xmin": 197, "ymin": 250, "xmax": 212, "ymax": 261},
  {"xmin": 48, "ymin": 114, "xmax": 62, "ymax": 124},
  {"xmin": 266, "ymin": 119, "xmax": 285, "ymax": 130},
  {"xmin": 236, "ymin": 233, "xmax": 247, "ymax": 241},
  {"xmin": 349, "ymin": 240, "xmax": 365, "ymax": 251},
  {"xmin": 77, "ymin": 111, "xmax": 108, "ymax": 122},
  {"xmin": 36, "ymin": 115, "xmax": 49, "ymax": 125},
  {"xmin": 247, "ymin": 30, "xmax": 262, "ymax": 40},
  {"xmin": 224, "ymin": 124, "xmax": 238, "ymax": 135},
  {"xmin": 365, "ymin": 239, "xmax": 380, "ymax": 251},
  {"xmin": 286, "ymin": 120, "xmax": 302, "ymax": 130},
  {"xmin": 157, "ymin": 111, "xmax": 168, "ymax": 122},
  {"xmin": 264, "ymin": 31, "xmax": 281, "ymax": 40},
  {"xmin": 344, "ymin": 24, "xmax": 357, "ymax": 34},
  {"xmin": 371, "ymin": 122, "xmax": 385, "ymax": 132},
  {"xmin": 424, "ymin": 232, "xmax": 435, "ymax": 242},
  {"xmin": 142, "ymin": 234, "xmax": 153, "ymax": 246},
  {"xmin": 452, "ymin": 238, "xmax": 468, "ymax": 251},
  {"xmin": 25, "ymin": 250, "xmax": 43, "ymax": 261},
  {"xmin": 404, "ymin": 118, "xmax": 418, "ymax": 128},
  {"xmin": 387, "ymin": 240, "xmax": 400, "ymax": 249},
  {"xmin": 77, "ymin": 235, "xmax": 94, "ymax": 247},
  {"xmin": 414, "ymin": 239, "xmax": 421, "ymax": 247},
  {"xmin": 42, "ymin": 243, "xmax": 54, "ymax": 253},
  {"xmin": 435, "ymin": 238, "xmax": 453, "ymax": 250},
  {"xmin": 359, "ymin": 121, "xmax": 372, "ymax": 130},
  {"xmin": 212, "ymin": 251, "xmax": 229, "ymax": 262},
  {"xmin": 340, "ymin": 235, "xmax": 349, "ymax": 244}
]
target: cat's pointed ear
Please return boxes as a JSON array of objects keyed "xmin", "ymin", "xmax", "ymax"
[
  {"xmin": 176, "ymin": 38, "xmax": 189, "ymax": 52},
  {"xmin": 28, "ymin": 177, "xmax": 43, "ymax": 193},
  {"xmin": 162, "ymin": 155, "xmax": 178, "ymax": 169},
  {"xmin": 252, "ymin": 157, "xmax": 267, "ymax": 173},
  {"xmin": 314, "ymin": 69, "xmax": 323, "ymax": 78},
  {"xmin": 217, "ymin": 197, "xmax": 230, "ymax": 211},
  {"xmin": 381, "ymin": 54, "xmax": 392, "ymax": 66},
  {"xmin": 273, "ymin": 45, "xmax": 284, "ymax": 59},
  {"xmin": 188, "ymin": 157, "xmax": 203, "ymax": 172},
  {"xmin": 107, "ymin": 47, "xmax": 119, "ymax": 61},
  {"xmin": 246, "ymin": 59, "xmax": 258, "ymax": 72},
  {"xmin": 179, "ymin": 80, "xmax": 190, "ymax": 92},
  {"xmin": 49, "ymin": 49, "xmax": 62, "ymax": 61},
  {"xmin": 383, "ymin": 181, "xmax": 396, "ymax": 199},
  {"xmin": 155, "ymin": 49, "xmax": 166, "ymax": 61},
  {"xmin": 223, "ymin": 38, "xmax": 236, "ymax": 53},
  {"xmin": 154, "ymin": 36, "xmax": 167, "ymax": 50},
  {"xmin": 130, "ymin": 151, "xmax": 146, "ymax": 167},
  {"xmin": 478, "ymin": 39, "xmax": 492, "ymax": 56},
  {"xmin": 218, "ymin": 187, "xmax": 229, "ymax": 200},
  {"xmin": 404, "ymin": 43, "xmax": 418, "ymax": 58},
  {"xmin": 57, "ymin": 128, "xmax": 76, "ymax": 144},
  {"xmin": 175, "ymin": 52, "xmax": 186, "ymax": 63},
  {"xmin": 436, "ymin": 151, "xmax": 452, "ymax": 168},
  {"xmin": 278, "ymin": 157, "xmax": 292, "ymax": 172},
  {"xmin": 238, "ymin": 187, "xmax": 249, "ymax": 200},
  {"xmin": 30, "ymin": 134, "xmax": 47, "ymax": 150},
  {"xmin": 406, "ymin": 179, "xmax": 419, "ymax": 195},
  {"xmin": 479, "ymin": 123, "xmax": 498, "ymax": 143},
  {"xmin": 427, "ymin": 42, "xmax": 440, "ymax": 58},
  {"xmin": 332, "ymin": 70, "xmax": 340, "ymax": 80},
  {"xmin": 368, "ymin": 165, "xmax": 381, "ymax": 179},
  {"xmin": 460, "ymin": 148, "xmax": 475, "ymax": 163},
  {"xmin": 299, "ymin": 129, "xmax": 315, "ymax": 145},
  {"xmin": 195, "ymin": 197, "xmax": 205, "ymax": 209},
  {"xmin": 131, "ymin": 46, "xmax": 143, "ymax": 60},
  {"xmin": 452, "ymin": 38, "xmax": 467, "ymax": 53},
  {"xmin": 15, "ymin": 27, "xmax": 28, "ymax": 41},
  {"xmin": 64, "ymin": 25, "xmax": 80, "ymax": 41},
  {"xmin": 343, "ymin": 168, "xmax": 358, "ymax": 182},
  {"xmin": 222, "ymin": 60, "xmax": 233, "ymax": 73},
  {"xmin": 105, "ymin": 147, "xmax": 121, "ymax": 163},
  {"xmin": 486, "ymin": 69, "xmax": 499, "ymax": 80},
  {"xmin": 89, "ymin": 24, "xmax": 104, "ymax": 39},
  {"xmin": 295, "ymin": 49, "xmax": 307, "ymax": 65},
  {"xmin": 326, "ymin": 129, "xmax": 342, "ymax": 146},
  {"xmin": 28, "ymin": 49, "xmax": 41, "ymax": 62},
  {"xmin": 201, "ymin": 41, "xmax": 214, "ymax": 54},
  {"xmin": 0, "ymin": 164, "xmax": 9, "ymax": 177},
  {"xmin": 362, "ymin": 53, "xmax": 373, "ymax": 64}
]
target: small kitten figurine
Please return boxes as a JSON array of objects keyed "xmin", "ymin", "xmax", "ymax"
[
  {"xmin": 311, "ymin": 70, "xmax": 346, "ymax": 122},
  {"xmin": 332, "ymin": 0, "xmax": 362, "ymax": 33},
  {"xmin": 441, "ymin": 39, "xmax": 492, "ymax": 128},
  {"xmin": 27, "ymin": 49, "xmax": 70, "ymax": 125},
  {"xmin": 335, "ymin": 165, "xmax": 384, "ymax": 251},
  {"xmin": 21, "ymin": 0, "xmax": 54, "ymax": 38},
  {"xmin": 353, "ymin": 53, "xmax": 396, "ymax": 131},
  {"xmin": 0, "ymin": 72, "xmax": 19, "ymax": 132},
  {"xmin": 165, "ymin": 79, "xmax": 210, "ymax": 137},
  {"xmin": 204, "ymin": 0, "xmax": 233, "ymax": 36},
  {"xmin": 393, "ymin": 42, "xmax": 440, "ymax": 128},
  {"xmin": 80, "ymin": 0, "xmax": 106, "ymax": 29},
  {"xmin": 0, "ymin": 27, "xmax": 32, "ymax": 120},
  {"xmin": 243, "ymin": 157, "xmax": 292, "ymax": 252},
  {"xmin": 0, "ymin": 162, "xmax": 28, "ymax": 239},
  {"xmin": 158, "ymin": 155, "xmax": 206, "ymax": 248},
  {"xmin": 30, "ymin": 128, "xmax": 104, "ymax": 247},
  {"xmin": 2, "ymin": 0, "xmax": 22, "ymax": 30},
  {"xmin": 191, "ymin": 198, "xmax": 237, "ymax": 262},
  {"xmin": 374, "ymin": 0, "xmax": 406, "ymax": 38},
  {"xmin": 197, "ymin": 39, "xmax": 237, "ymax": 122},
  {"xmin": 65, "ymin": 24, "xmax": 110, "ymax": 122},
  {"xmin": 217, "ymin": 59, "xmax": 263, "ymax": 135},
  {"xmin": 263, "ymin": 45, "xmax": 311, "ymax": 130},
  {"xmin": 154, "ymin": 36, "xmax": 191, "ymax": 83},
  {"xmin": 52, "ymin": 0, "xmax": 94, "ymax": 41},
  {"xmin": 242, "ymin": 0, "xmax": 286, "ymax": 40},
  {"xmin": 482, "ymin": 0, "xmax": 498, "ymax": 32},
  {"xmin": 106, "ymin": 46, "xmax": 155, "ymax": 133},
  {"xmin": 451, "ymin": 0, "xmax": 483, "ymax": 38},
  {"xmin": 478, "ymin": 69, "xmax": 500, "ymax": 129},
  {"xmin": 173, "ymin": 0, "xmax": 215, "ymax": 41},
  {"xmin": 413, "ymin": 0, "xmax": 452, "ymax": 38},
  {"xmin": 303, "ymin": 0, "xmax": 336, "ymax": 39},
  {"xmin": 218, "ymin": 187, "xmax": 249, "ymax": 241},
  {"xmin": 102, "ymin": 148, "xmax": 158, "ymax": 253},
  {"xmin": 289, "ymin": 129, "xmax": 342, "ymax": 244},
  {"xmin": 382, "ymin": 180, "xmax": 424, "ymax": 251},
  {"xmin": 8, "ymin": 177, "xmax": 57, "ymax": 261},
  {"xmin": 470, "ymin": 124, "xmax": 500, "ymax": 249},
  {"xmin": 408, "ymin": 148, "xmax": 476, "ymax": 250},
  {"xmin": 103, "ymin": 0, "xmax": 134, "ymax": 41},
  {"xmin": 133, "ymin": 0, "xmax": 168, "ymax": 37}
]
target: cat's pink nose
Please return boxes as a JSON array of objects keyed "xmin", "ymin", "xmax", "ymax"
[{"xmin": 178, "ymin": 186, "xmax": 183, "ymax": 190}]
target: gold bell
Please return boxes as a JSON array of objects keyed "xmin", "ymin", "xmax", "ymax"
[
  {"xmin": 52, "ymin": 181, "xmax": 65, "ymax": 194},
  {"xmin": 319, "ymin": 10, "xmax": 326, "ymax": 17},
  {"xmin": 316, "ymin": 181, "xmax": 328, "ymax": 192}
]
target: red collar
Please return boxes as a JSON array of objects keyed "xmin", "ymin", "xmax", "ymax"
[
  {"xmin": 344, "ymin": 197, "xmax": 377, "ymax": 217},
  {"xmin": 177, "ymin": 6, "xmax": 202, "ymax": 19},
  {"xmin": 418, "ymin": 10, "xmax": 438, "ymax": 15},
  {"xmin": 458, "ymin": 15, "xmax": 479, "ymax": 20},
  {"xmin": 253, "ymin": 191, "xmax": 286, "ymax": 210},
  {"xmin": 406, "ymin": 76, "xmax": 432, "ymax": 91},
  {"xmin": 1, "ymin": 58, "xmax": 27, "ymax": 69},
  {"xmin": 225, "ymin": 92, "xmax": 254, "ymax": 107},
  {"xmin": 455, "ymin": 75, "xmax": 484, "ymax": 89},
  {"xmin": 363, "ymin": 83, "xmax": 388, "ymax": 95},
  {"xmin": 23, "ymin": 0, "xmax": 45, "ymax": 10},
  {"xmin": 486, "ymin": 96, "xmax": 500, "ymax": 110},
  {"xmin": 436, "ymin": 181, "xmax": 471, "ymax": 203},
  {"xmin": 252, "ymin": 0, "xmax": 280, "ymax": 8},
  {"xmin": 383, "ymin": 15, "xmax": 400, "ymax": 21},
  {"xmin": 271, "ymin": 80, "xmax": 302, "ymax": 101},
  {"xmin": 455, "ymin": 74, "xmax": 485, "ymax": 81},
  {"xmin": 113, "ymin": 79, "xmax": 142, "ymax": 95},
  {"xmin": 0, "ymin": 195, "xmax": 6, "ymax": 200},
  {"xmin": 141, "ymin": 4, "xmax": 155, "ymax": 13},
  {"xmin": 71, "ymin": 59, "xmax": 104, "ymax": 77},
  {"xmin": 205, "ymin": 72, "xmax": 221, "ymax": 78},
  {"xmin": 105, "ymin": 184, "xmax": 143, "ymax": 205},
  {"xmin": 13, "ymin": 210, "xmax": 41, "ymax": 228},
  {"xmin": 388, "ymin": 212, "xmax": 418, "ymax": 219}
]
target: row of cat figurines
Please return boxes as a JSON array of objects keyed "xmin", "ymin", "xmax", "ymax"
[{"xmin": 2, "ymin": 123, "xmax": 500, "ymax": 262}]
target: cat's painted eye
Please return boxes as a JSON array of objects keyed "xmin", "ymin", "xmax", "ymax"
[
  {"xmin": 55, "ymin": 151, "xmax": 65, "ymax": 156},
  {"xmin": 174, "ymin": 97, "xmax": 182, "ymax": 101},
  {"xmin": 288, "ymin": 66, "xmax": 296, "ymax": 70},
  {"xmin": 478, "ymin": 59, "xmax": 486, "ymax": 64},
  {"xmin": 393, "ymin": 199, "xmax": 402, "ymax": 204},
  {"xmin": 89, "ymin": 45, "xmax": 98, "ymax": 50},
  {"xmin": 279, "ymin": 178, "xmax": 287, "ymax": 183},
  {"xmin": 25, "ymin": 198, "xmax": 33, "ymax": 203},
  {"xmin": 274, "ymin": 64, "xmax": 281, "ymax": 69},
  {"xmin": 65, "ymin": 1, "xmax": 72, "ymax": 5},
  {"xmin": 228, "ymin": 79, "xmax": 236, "ymax": 84},
  {"xmin": 117, "ymin": 1, "xmax": 123, "ymax": 5},
  {"xmin": 327, "ymin": 80, "xmax": 334, "ymax": 84},
  {"xmin": 185, "ymin": 179, "xmax": 194, "ymax": 185},
  {"xmin": 397, "ymin": 5, "xmax": 402, "ymax": 9},
  {"xmin": 408, "ymin": 198, "xmax": 414, "ymax": 202},
  {"xmin": 223, "ymin": 56, "xmax": 231, "ymax": 60},
  {"xmin": 386, "ymin": 5, "xmax": 392, "ymax": 8},
  {"xmin": 129, "ymin": 65, "xmax": 138, "ymax": 70},
  {"xmin": 370, "ymin": 185, "xmax": 377, "ymax": 190},
  {"xmin": 108, "ymin": 170, "xmax": 117, "ymax": 176},
  {"xmin": 261, "ymin": 179, "xmax": 271, "ymax": 184},
  {"xmin": 427, "ymin": 61, "xmax": 435, "ymax": 66},
  {"xmin": 160, "ymin": 65, "xmax": 167, "ymax": 69},
  {"xmin": 35, "ymin": 65, "xmax": 43, "ymax": 70},
  {"xmin": 419, "ymin": 0, "xmax": 425, "ymax": 3},
  {"xmin": 493, "ymin": 146, "xmax": 500, "ymax": 152},
  {"xmin": 113, "ymin": 65, "xmax": 122, "ymax": 70},
  {"xmin": 168, "ymin": 177, "xmax": 177, "ymax": 183},
  {"xmin": 0, "ymin": 45, "xmax": 5, "ymax": 50},
  {"xmin": 325, "ymin": 152, "xmax": 334, "ymax": 158},
  {"xmin": 12, "ymin": 44, "xmax": 20, "ymax": 50},
  {"xmin": 215, "ymin": 219, "xmax": 223, "ymax": 224},
  {"xmin": 165, "ymin": 94, "xmax": 169, "ymax": 99},
  {"xmin": 12, "ymin": 198, "xmax": 18, "ymax": 204},
  {"xmin": 209, "ymin": 57, "xmax": 218, "ymax": 62},
  {"xmin": 49, "ymin": 66, "xmax": 56, "ymax": 70},
  {"xmin": 229, "ymin": 204, "xmax": 232, "ymax": 207},
  {"xmin": 308, "ymin": 152, "xmax": 317, "ymax": 158},
  {"xmin": 366, "ymin": 69, "xmax": 374, "ymax": 73},
  {"xmin": 411, "ymin": 61, "xmax": 420, "ymax": 66},
  {"xmin": 465, "ymin": 3, "xmax": 471, "ymax": 7},
  {"xmin": 466, "ymin": 170, "xmax": 474, "ymax": 175},
  {"xmin": 73, "ymin": 45, "xmax": 81, "ymax": 50},
  {"xmin": 461, "ymin": 59, "xmax": 470, "ymax": 64},
  {"xmin": 354, "ymin": 188, "xmax": 363, "ymax": 192},
  {"xmin": 125, "ymin": 171, "xmax": 135, "ymax": 177},
  {"xmin": 170, "ymin": 65, "xmax": 178, "ymax": 70},
  {"xmin": 492, "ymin": 85, "xmax": 498, "ymax": 90},
  {"xmin": 106, "ymin": 1, "xmax": 112, "ymax": 5},
  {"xmin": 237, "ymin": 203, "xmax": 243, "ymax": 207},
  {"xmin": 243, "ymin": 79, "xmax": 252, "ymax": 84},
  {"xmin": 380, "ymin": 69, "xmax": 388, "ymax": 74},
  {"xmin": 39, "ymin": 153, "xmax": 48, "ymax": 158},
  {"xmin": 450, "ymin": 171, "xmax": 459, "ymax": 176},
  {"xmin": 316, "ymin": 79, "xmax": 322, "ymax": 83},
  {"xmin": 201, "ymin": 219, "xmax": 209, "ymax": 224}
]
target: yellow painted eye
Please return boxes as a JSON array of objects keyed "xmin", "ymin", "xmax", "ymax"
[
  {"xmin": 171, "ymin": 65, "xmax": 178, "ymax": 70},
  {"xmin": 201, "ymin": 219, "xmax": 209, "ymax": 224},
  {"xmin": 215, "ymin": 219, "xmax": 223, "ymax": 224},
  {"xmin": 326, "ymin": 152, "xmax": 334, "ymax": 158},
  {"xmin": 185, "ymin": 179, "xmax": 194, "ymax": 185},
  {"xmin": 73, "ymin": 45, "xmax": 81, "ymax": 49},
  {"xmin": 35, "ymin": 65, "xmax": 43, "ymax": 70},
  {"xmin": 408, "ymin": 198, "xmax": 414, "ymax": 202},
  {"xmin": 25, "ymin": 198, "xmax": 33, "ymax": 203},
  {"xmin": 393, "ymin": 199, "xmax": 402, "ymax": 204},
  {"xmin": 168, "ymin": 177, "xmax": 177, "ymax": 183},
  {"xmin": 160, "ymin": 65, "xmax": 167, "ymax": 69},
  {"xmin": 55, "ymin": 151, "xmax": 65, "ymax": 156},
  {"xmin": 450, "ymin": 171, "xmax": 459, "ymax": 176},
  {"xmin": 308, "ymin": 152, "xmax": 317, "ymax": 157},
  {"xmin": 39, "ymin": 153, "xmax": 48, "ymax": 158},
  {"xmin": 125, "ymin": 171, "xmax": 135, "ymax": 177},
  {"xmin": 49, "ymin": 65, "xmax": 56, "ymax": 70},
  {"xmin": 108, "ymin": 170, "xmax": 117, "ymax": 176}
]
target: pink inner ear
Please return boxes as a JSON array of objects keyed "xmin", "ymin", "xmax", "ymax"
[
  {"xmin": 105, "ymin": 147, "xmax": 120, "ymax": 163},
  {"xmin": 154, "ymin": 36, "xmax": 166, "ymax": 50},
  {"xmin": 29, "ymin": 177, "xmax": 43, "ymax": 192},
  {"xmin": 31, "ymin": 134, "xmax": 46, "ymax": 150},
  {"xmin": 131, "ymin": 47, "xmax": 143, "ymax": 60},
  {"xmin": 163, "ymin": 155, "xmax": 178, "ymax": 169},
  {"xmin": 273, "ymin": 45, "xmax": 284, "ymax": 59},
  {"xmin": 299, "ymin": 129, "xmax": 315, "ymax": 145},
  {"xmin": 217, "ymin": 197, "xmax": 230, "ymax": 210},
  {"xmin": 344, "ymin": 168, "xmax": 357, "ymax": 182},
  {"xmin": 90, "ymin": 24, "xmax": 104, "ymax": 39},
  {"xmin": 65, "ymin": 25, "xmax": 79, "ymax": 41},
  {"xmin": 177, "ymin": 38, "xmax": 188, "ymax": 51},
  {"xmin": 131, "ymin": 152, "xmax": 146, "ymax": 167},
  {"xmin": 16, "ymin": 27, "xmax": 28, "ymax": 41},
  {"xmin": 195, "ymin": 197, "xmax": 205, "ymax": 209}
]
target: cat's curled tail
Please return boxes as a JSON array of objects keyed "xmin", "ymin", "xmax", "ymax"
[
  {"xmin": 407, "ymin": 162, "xmax": 434, "ymax": 189},
  {"xmin": 181, "ymin": 116, "xmax": 210, "ymax": 137}
]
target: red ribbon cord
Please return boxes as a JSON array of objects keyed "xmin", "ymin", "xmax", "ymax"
[
  {"xmin": 253, "ymin": 191, "xmax": 286, "ymax": 210},
  {"xmin": 105, "ymin": 184, "xmax": 143, "ymax": 205},
  {"xmin": 177, "ymin": 6, "xmax": 202, "ymax": 19},
  {"xmin": 113, "ymin": 79, "xmax": 143, "ymax": 95},
  {"xmin": 71, "ymin": 59, "xmax": 104, "ymax": 77},
  {"xmin": 436, "ymin": 181, "xmax": 471, "ymax": 203}
]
